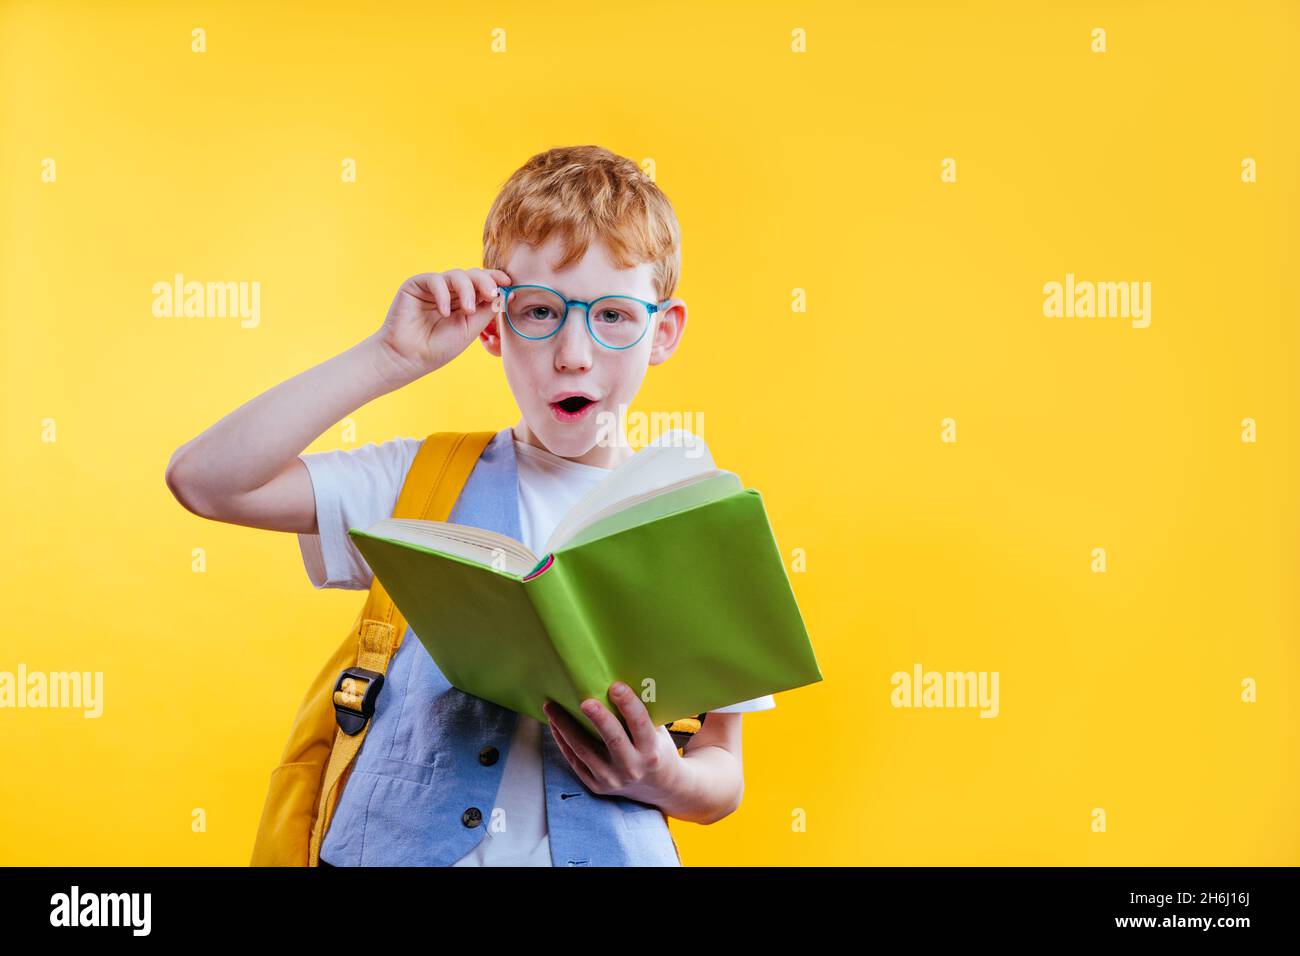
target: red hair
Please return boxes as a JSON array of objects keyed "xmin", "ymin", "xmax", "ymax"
[{"xmin": 483, "ymin": 145, "xmax": 682, "ymax": 302}]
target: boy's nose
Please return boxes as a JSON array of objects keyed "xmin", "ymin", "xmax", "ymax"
[{"xmin": 553, "ymin": 306, "xmax": 594, "ymax": 371}]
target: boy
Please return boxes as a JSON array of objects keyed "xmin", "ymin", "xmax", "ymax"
[{"xmin": 165, "ymin": 145, "xmax": 775, "ymax": 866}]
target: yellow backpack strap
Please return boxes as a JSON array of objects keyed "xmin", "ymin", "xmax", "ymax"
[{"xmin": 307, "ymin": 430, "xmax": 496, "ymax": 865}]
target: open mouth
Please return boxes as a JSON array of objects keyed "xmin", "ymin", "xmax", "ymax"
[
  {"xmin": 549, "ymin": 394, "xmax": 597, "ymax": 421},
  {"xmin": 554, "ymin": 395, "xmax": 594, "ymax": 413}
]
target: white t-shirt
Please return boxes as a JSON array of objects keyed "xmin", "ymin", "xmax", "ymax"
[{"xmin": 296, "ymin": 432, "xmax": 775, "ymax": 867}]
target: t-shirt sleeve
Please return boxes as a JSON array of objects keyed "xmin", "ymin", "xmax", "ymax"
[
  {"xmin": 296, "ymin": 437, "xmax": 425, "ymax": 590},
  {"xmin": 709, "ymin": 694, "xmax": 776, "ymax": 714}
]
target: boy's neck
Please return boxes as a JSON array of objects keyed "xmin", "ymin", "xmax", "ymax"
[{"xmin": 511, "ymin": 419, "xmax": 633, "ymax": 470}]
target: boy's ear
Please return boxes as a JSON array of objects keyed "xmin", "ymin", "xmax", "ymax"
[
  {"xmin": 479, "ymin": 316, "xmax": 503, "ymax": 357},
  {"xmin": 648, "ymin": 299, "xmax": 687, "ymax": 367}
]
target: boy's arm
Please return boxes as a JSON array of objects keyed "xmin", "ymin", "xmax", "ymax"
[
  {"xmin": 671, "ymin": 712, "xmax": 746, "ymax": 824},
  {"xmin": 165, "ymin": 336, "xmax": 404, "ymax": 533},
  {"xmin": 164, "ymin": 269, "xmax": 510, "ymax": 532}
]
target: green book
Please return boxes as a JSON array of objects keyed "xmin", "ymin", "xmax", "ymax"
[{"xmin": 349, "ymin": 433, "xmax": 822, "ymax": 739}]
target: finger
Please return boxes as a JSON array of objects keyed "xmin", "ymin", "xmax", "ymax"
[
  {"xmin": 427, "ymin": 274, "xmax": 451, "ymax": 318},
  {"xmin": 489, "ymin": 268, "xmax": 513, "ymax": 286},
  {"xmin": 466, "ymin": 269, "xmax": 502, "ymax": 306},
  {"xmin": 401, "ymin": 274, "xmax": 437, "ymax": 304},
  {"xmin": 547, "ymin": 718, "xmax": 602, "ymax": 792},
  {"xmin": 608, "ymin": 681, "xmax": 660, "ymax": 753},
  {"xmin": 544, "ymin": 701, "xmax": 609, "ymax": 776},
  {"xmin": 462, "ymin": 303, "xmax": 498, "ymax": 339},
  {"xmin": 446, "ymin": 271, "xmax": 478, "ymax": 316},
  {"xmin": 579, "ymin": 695, "xmax": 637, "ymax": 766}
]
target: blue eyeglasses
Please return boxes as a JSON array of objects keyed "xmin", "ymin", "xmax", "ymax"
[{"xmin": 496, "ymin": 284, "xmax": 668, "ymax": 350}]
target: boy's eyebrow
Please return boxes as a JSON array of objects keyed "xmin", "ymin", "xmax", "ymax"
[{"xmin": 519, "ymin": 282, "xmax": 646, "ymax": 300}]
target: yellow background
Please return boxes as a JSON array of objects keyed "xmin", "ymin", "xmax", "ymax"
[{"xmin": 2, "ymin": 0, "xmax": 1296, "ymax": 865}]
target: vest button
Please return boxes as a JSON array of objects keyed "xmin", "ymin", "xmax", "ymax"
[
  {"xmin": 478, "ymin": 745, "xmax": 499, "ymax": 766},
  {"xmin": 462, "ymin": 807, "xmax": 483, "ymax": 828}
]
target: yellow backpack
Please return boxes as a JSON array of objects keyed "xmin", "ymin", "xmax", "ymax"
[{"xmin": 250, "ymin": 431, "xmax": 496, "ymax": 866}]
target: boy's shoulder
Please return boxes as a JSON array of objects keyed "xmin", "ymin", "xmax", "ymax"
[
  {"xmin": 298, "ymin": 427, "xmax": 512, "ymax": 518},
  {"xmin": 300, "ymin": 430, "xmax": 495, "ymax": 591},
  {"xmin": 299, "ymin": 435, "xmax": 428, "ymax": 492}
]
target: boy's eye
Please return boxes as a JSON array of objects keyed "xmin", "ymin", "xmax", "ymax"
[
  {"xmin": 595, "ymin": 309, "xmax": 626, "ymax": 324},
  {"xmin": 527, "ymin": 306, "xmax": 558, "ymax": 321}
]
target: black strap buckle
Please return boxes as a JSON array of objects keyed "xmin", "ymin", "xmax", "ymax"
[
  {"xmin": 665, "ymin": 713, "xmax": 708, "ymax": 749},
  {"xmin": 333, "ymin": 667, "xmax": 385, "ymax": 736}
]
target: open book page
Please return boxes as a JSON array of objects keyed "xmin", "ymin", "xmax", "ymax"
[
  {"xmin": 543, "ymin": 429, "xmax": 725, "ymax": 553},
  {"xmin": 357, "ymin": 429, "xmax": 730, "ymax": 572},
  {"xmin": 557, "ymin": 471, "xmax": 744, "ymax": 552},
  {"xmin": 360, "ymin": 518, "xmax": 539, "ymax": 577}
]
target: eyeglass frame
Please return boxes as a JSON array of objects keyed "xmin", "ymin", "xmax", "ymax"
[{"xmin": 494, "ymin": 284, "xmax": 669, "ymax": 351}]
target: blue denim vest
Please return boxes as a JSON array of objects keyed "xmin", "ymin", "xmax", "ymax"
[{"xmin": 320, "ymin": 427, "xmax": 683, "ymax": 866}]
